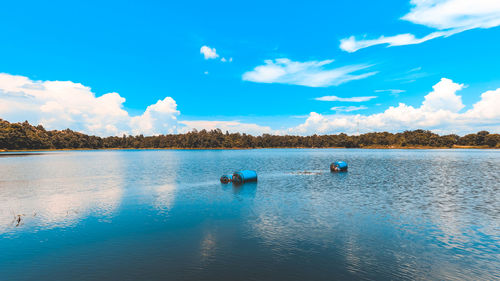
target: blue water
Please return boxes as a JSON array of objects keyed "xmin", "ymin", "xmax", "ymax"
[{"xmin": 0, "ymin": 149, "xmax": 499, "ymax": 280}]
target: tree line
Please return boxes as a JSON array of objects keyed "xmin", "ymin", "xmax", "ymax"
[{"xmin": 1, "ymin": 119, "xmax": 499, "ymax": 150}]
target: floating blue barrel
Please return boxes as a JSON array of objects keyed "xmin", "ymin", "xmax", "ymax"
[
  {"xmin": 232, "ymin": 170, "xmax": 258, "ymax": 184},
  {"xmin": 330, "ymin": 161, "xmax": 348, "ymax": 172},
  {"xmin": 220, "ymin": 174, "xmax": 233, "ymax": 184}
]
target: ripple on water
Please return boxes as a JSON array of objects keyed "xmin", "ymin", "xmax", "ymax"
[{"xmin": 0, "ymin": 149, "xmax": 499, "ymax": 280}]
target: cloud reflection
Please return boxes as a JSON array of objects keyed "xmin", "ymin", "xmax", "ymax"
[
  {"xmin": 151, "ymin": 183, "xmax": 177, "ymax": 213},
  {"xmin": 0, "ymin": 153, "xmax": 125, "ymax": 234}
]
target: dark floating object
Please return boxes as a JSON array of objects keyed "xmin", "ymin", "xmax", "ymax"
[
  {"xmin": 330, "ymin": 161, "xmax": 348, "ymax": 172},
  {"xmin": 232, "ymin": 170, "xmax": 258, "ymax": 184},
  {"xmin": 13, "ymin": 214, "xmax": 24, "ymax": 227},
  {"xmin": 220, "ymin": 174, "xmax": 233, "ymax": 184}
]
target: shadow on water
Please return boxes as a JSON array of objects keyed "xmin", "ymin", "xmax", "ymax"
[
  {"xmin": 221, "ymin": 182, "xmax": 257, "ymax": 199},
  {"xmin": 331, "ymin": 170, "xmax": 348, "ymax": 179}
]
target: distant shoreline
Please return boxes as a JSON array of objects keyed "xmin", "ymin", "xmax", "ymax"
[
  {"xmin": 2, "ymin": 119, "xmax": 499, "ymax": 150},
  {"xmin": 1, "ymin": 145, "xmax": 497, "ymax": 153}
]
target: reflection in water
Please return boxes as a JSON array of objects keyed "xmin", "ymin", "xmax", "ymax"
[
  {"xmin": 243, "ymin": 150, "xmax": 499, "ymax": 279},
  {"xmin": 222, "ymin": 182, "xmax": 258, "ymax": 199},
  {"xmin": 0, "ymin": 152, "xmax": 124, "ymax": 234},
  {"xmin": 200, "ymin": 232, "xmax": 217, "ymax": 262},
  {"xmin": 343, "ymin": 234, "xmax": 363, "ymax": 275},
  {"xmin": 136, "ymin": 151, "xmax": 180, "ymax": 213},
  {"xmin": 152, "ymin": 183, "xmax": 177, "ymax": 213},
  {"xmin": 0, "ymin": 149, "xmax": 499, "ymax": 281}
]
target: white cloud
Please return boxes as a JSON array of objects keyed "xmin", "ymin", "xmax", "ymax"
[
  {"xmin": 287, "ymin": 78, "xmax": 500, "ymax": 135},
  {"xmin": 403, "ymin": 0, "xmax": 500, "ymax": 30},
  {"xmin": 421, "ymin": 78, "xmax": 464, "ymax": 112},
  {"xmin": 130, "ymin": 97, "xmax": 180, "ymax": 135},
  {"xmin": 340, "ymin": 30, "xmax": 460, "ymax": 53},
  {"xmin": 179, "ymin": 120, "xmax": 275, "ymax": 135},
  {"xmin": 463, "ymin": 88, "xmax": 500, "ymax": 120},
  {"xmin": 331, "ymin": 106, "xmax": 368, "ymax": 112},
  {"xmin": 221, "ymin": 57, "xmax": 227, "ymax": 62},
  {"xmin": 0, "ymin": 73, "xmax": 179, "ymax": 136},
  {"xmin": 200, "ymin": 45, "xmax": 219, "ymax": 59},
  {"xmin": 242, "ymin": 58, "xmax": 377, "ymax": 87},
  {"xmin": 375, "ymin": 89, "xmax": 406, "ymax": 95},
  {"xmin": 315, "ymin": 95, "xmax": 377, "ymax": 102},
  {"xmin": 340, "ymin": 0, "xmax": 500, "ymax": 52},
  {"xmin": 2, "ymin": 73, "xmax": 498, "ymax": 137},
  {"xmin": 0, "ymin": 73, "xmax": 276, "ymax": 136}
]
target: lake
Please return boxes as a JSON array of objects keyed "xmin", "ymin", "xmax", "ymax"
[{"xmin": 0, "ymin": 149, "xmax": 499, "ymax": 280}]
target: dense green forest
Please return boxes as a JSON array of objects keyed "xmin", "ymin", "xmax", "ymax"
[{"xmin": 1, "ymin": 119, "xmax": 499, "ymax": 150}]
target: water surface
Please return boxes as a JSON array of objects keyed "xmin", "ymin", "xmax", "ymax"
[{"xmin": 0, "ymin": 149, "xmax": 499, "ymax": 280}]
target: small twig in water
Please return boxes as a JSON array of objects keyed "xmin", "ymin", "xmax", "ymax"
[{"xmin": 14, "ymin": 214, "xmax": 24, "ymax": 227}]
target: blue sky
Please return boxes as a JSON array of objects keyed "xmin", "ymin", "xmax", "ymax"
[{"xmin": 1, "ymin": 0, "xmax": 500, "ymax": 135}]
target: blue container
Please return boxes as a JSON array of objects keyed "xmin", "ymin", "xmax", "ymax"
[
  {"xmin": 330, "ymin": 161, "xmax": 348, "ymax": 172},
  {"xmin": 232, "ymin": 170, "xmax": 258, "ymax": 184},
  {"xmin": 220, "ymin": 174, "xmax": 233, "ymax": 184}
]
